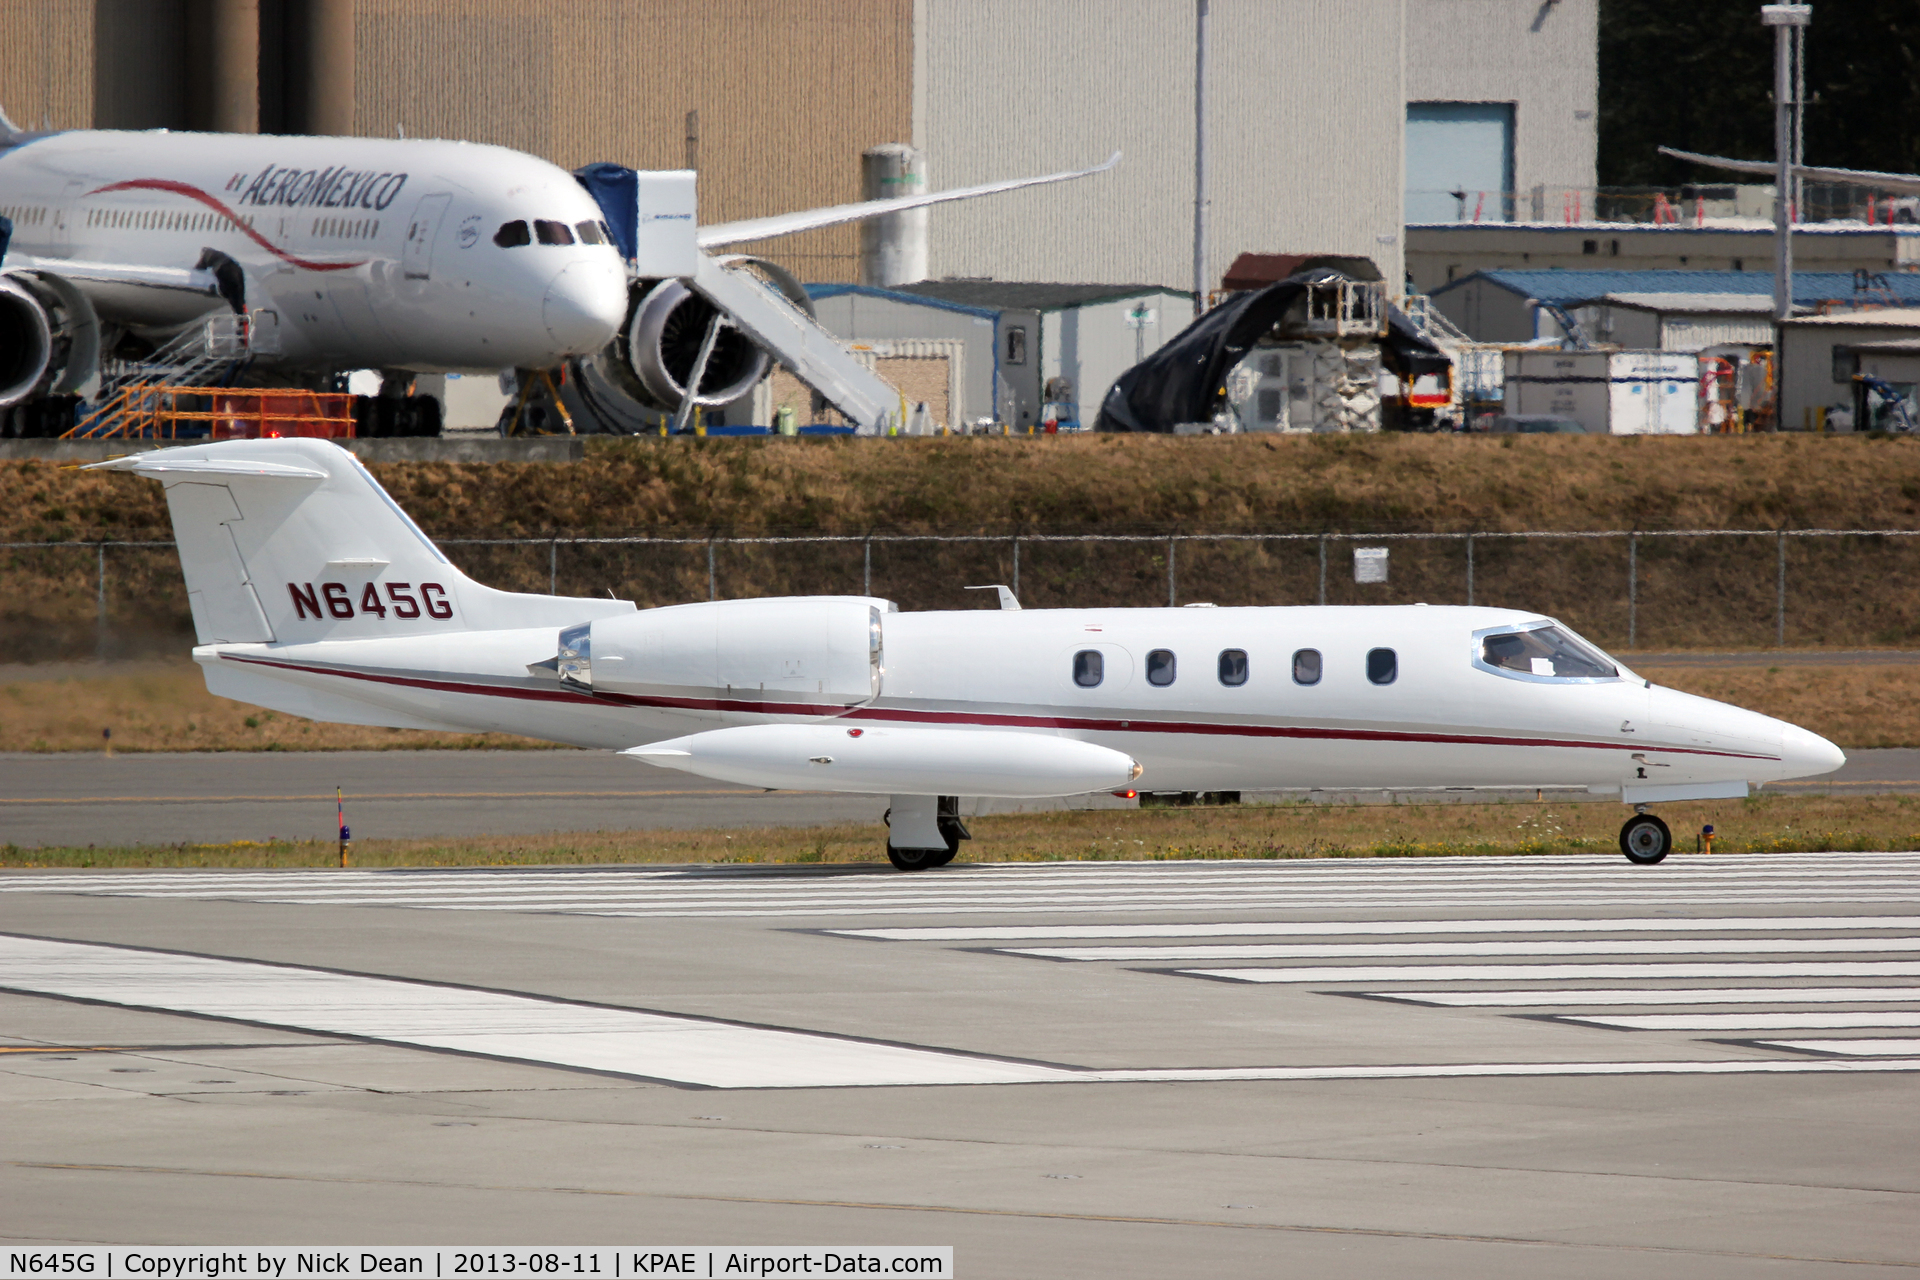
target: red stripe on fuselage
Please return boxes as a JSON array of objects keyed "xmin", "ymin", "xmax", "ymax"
[
  {"xmin": 219, "ymin": 653, "xmax": 1782, "ymax": 762},
  {"xmin": 86, "ymin": 178, "xmax": 366, "ymax": 273}
]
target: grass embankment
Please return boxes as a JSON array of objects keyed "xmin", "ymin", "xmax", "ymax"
[
  {"xmin": 9, "ymin": 433, "xmax": 1920, "ymax": 658},
  {"xmin": 5, "ymin": 793, "xmax": 1915, "ymax": 868},
  {"xmin": 5, "ymin": 656, "xmax": 1915, "ymax": 752}
]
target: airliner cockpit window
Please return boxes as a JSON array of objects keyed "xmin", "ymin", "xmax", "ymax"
[
  {"xmin": 1479, "ymin": 625, "xmax": 1618, "ymax": 680},
  {"xmin": 575, "ymin": 220, "xmax": 605, "ymax": 245},
  {"xmin": 493, "ymin": 220, "xmax": 531, "ymax": 247},
  {"xmin": 534, "ymin": 219, "xmax": 576, "ymax": 246}
]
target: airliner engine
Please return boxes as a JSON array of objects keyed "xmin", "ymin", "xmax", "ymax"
[
  {"xmin": 0, "ymin": 276, "xmax": 53, "ymax": 407},
  {"xmin": 604, "ymin": 257, "xmax": 817, "ymax": 413},
  {"xmin": 0, "ymin": 272, "xmax": 99, "ymax": 408}
]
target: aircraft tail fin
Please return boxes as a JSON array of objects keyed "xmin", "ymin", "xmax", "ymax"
[
  {"xmin": 0, "ymin": 107, "xmax": 21, "ymax": 142},
  {"xmin": 88, "ymin": 439, "xmax": 632, "ymax": 646}
]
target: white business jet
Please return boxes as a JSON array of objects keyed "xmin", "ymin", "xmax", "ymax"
[
  {"xmin": 0, "ymin": 107, "xmax": 1115, "ymax": 413},
  {"xmin": 92, "ymin": 437, "xmax": 1846, "ymax": 868}
]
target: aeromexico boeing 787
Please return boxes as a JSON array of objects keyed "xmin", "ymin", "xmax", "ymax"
[
  {"xmin": 93, "ymin": 438, "xmax": 1846, "ymax": 868},
  {"xmin": 0, "ymin": 108, "xmax": 1115, "ymax": 412}
]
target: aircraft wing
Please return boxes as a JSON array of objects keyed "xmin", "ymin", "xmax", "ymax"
[
  {"xmin": 7, "ymin": 255, "xmax": 223, "ymax": 295},
  {"xmin": 1659, "ymin": 146, "xmax": 1920, "ymax": 197},
  {"xmin": 6, "ymin": 253, "xmax": 234, "ymax": 329},
  {"xmin": 696, "ymin": 151, "xmax": 1121, "ymax": 249}
]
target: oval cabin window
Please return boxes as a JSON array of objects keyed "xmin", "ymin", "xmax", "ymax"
[
  {"xmin": 1217, "ymin": 649, "xmax": 1248, "ymax": 687},
  {"xmin": 1073, "ymin": 649, "xmax": 1104, "ymax": 688},
  {"xmin": 1292, "ymin": 648, "xmax": 1322, "ymax": 685},
  {"xmin": 1367, "ymin": 647, "xmax": 1398, "ymax": 685},
  {"xmin": 1146, "ymin": 649, "xmax": 1176, "ymax": 687}
]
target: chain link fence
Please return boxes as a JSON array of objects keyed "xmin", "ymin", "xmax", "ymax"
[{"xmin": 6, "ymin": 528, "xmax": 1920, "ymax": 662}]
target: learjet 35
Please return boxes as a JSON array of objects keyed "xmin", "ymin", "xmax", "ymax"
[{"xmin": 94, "ymin": 438, "xmax": 1846, "ymax": 867}]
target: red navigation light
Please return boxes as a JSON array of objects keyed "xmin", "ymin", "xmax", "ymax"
[{"xmin": 1113, "ymin": 789, "xmax": 1138, "ymax": 799}]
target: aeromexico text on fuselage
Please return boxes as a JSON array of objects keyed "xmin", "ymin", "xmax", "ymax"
[{"xmin": 221, "ymin": 162, "xmax": 410, "ymax": 212}]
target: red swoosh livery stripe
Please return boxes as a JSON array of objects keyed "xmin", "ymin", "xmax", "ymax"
[
  {"xmin": 219, "ymin": 654, "xmax": 1782, "ymax": 763},
  {"xmin": 86, "ymin": 178, "xmax": 367, "ymax": 272}
]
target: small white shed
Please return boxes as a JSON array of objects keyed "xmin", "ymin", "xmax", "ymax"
[{"xmin": 1504, "ymin": 350, "xmax": 1700, "ymax": 434}]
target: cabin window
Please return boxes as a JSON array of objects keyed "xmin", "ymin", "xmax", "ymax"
[
  {"xmin": 575, "ymin": 220, "xmax": 605, "ymax": 245},
  {"xmin": 493, "ymin": 220, "xmax": 531, "ymax": 247},
  {"xmin": 1292, "ymin": 648, "xmax": 1321, "ymax": 685},
  {"xmin": 1367, "ymin": 648, "xmax": 1397, "ymax": 685},
  {"xmin": 534, "ymin": 219, "xmax": 575, "ymax": 246},
  {"xmin": 1217, "ymin": 648, "xmax": 1248, "ymax": 687},
  {"xmin": 1478, "ymin": 625, "xmax": 1618, "ymax": 680},
  {"xmin": 1146, "ymin": 649, "xmax": 1176, "ymax": 687},
  {"xmin": 1073, "ymin": 649, "xmax": 1104, "ymax": 688}
]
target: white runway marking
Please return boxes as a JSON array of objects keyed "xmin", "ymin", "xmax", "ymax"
[
  {"xmin": 1371, "ymin": 987, "xmax": 1920, "ymax": 1008},
  {"xmin": 1185, "ymin": 961, "xmax": 1920, "ymax": 984},
  {"xmin": 832, "ymin": 915, "xmax": 1920, "ymax": 942},
  {"xmin": 6, "ymin": 853, "xmax": 1920, "ymax": 919},
  {"xmin": 1003, "ymin": 936, "xmax": 1920, "ymax": 962},
  {"xmin": 4, "ymin": 934, "xmax": 1919, "ymax": 1088},
  {"xmin": 1756, "ymin": 1038, "xmax": 1920, "ymax": 1056},
  {"xmin": 1560, "ymin": 1011, "xmax": 1920, "ymax": 1032}
]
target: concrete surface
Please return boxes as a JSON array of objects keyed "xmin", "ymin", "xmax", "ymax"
[
  {"xmin": 1, "ymin": 853, "xmax": 1918, "ymax": 1275},
  {"xmin": 3, "ymin": 748, "xmax": 1915, "ymax": 849}
]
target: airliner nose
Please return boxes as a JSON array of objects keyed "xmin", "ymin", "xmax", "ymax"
[
  {"xmin": 542, "ymin": 260, "xmax": 629, "ymax": 353},
  {"xmin": 1779, "ymin": 723, "xmax": 1846, "ymax": 779}
]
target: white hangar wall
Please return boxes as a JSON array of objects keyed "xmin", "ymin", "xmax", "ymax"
[{"xmin": 913, "ymin": 0, "xmax": 1407, "ymax": 294}]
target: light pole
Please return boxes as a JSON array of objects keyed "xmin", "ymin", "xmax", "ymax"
[
  {"xmin": 1192, "ymin": 0, "xmax": 1210, "ymax": 316},
  {"xmin": 1763, "ymin": 4, "xmax": 1810, "ymax": 324}
]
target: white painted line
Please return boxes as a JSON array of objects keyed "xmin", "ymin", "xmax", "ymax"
[
  {"xmin": 1369, "ymin": 987, "xmax": 1920, "ymax": 1008},
  {"xmin": 833, "ymin": 915, "xmax": 1920, "ymax": 942},
  {"xmin": 0, "ymin": 935, "xmax": 1074, "ymax": 1089},
  {"xmin": 4, "ymin": 934, "xmax": 1919, "ymax": 1088},
  {"xmin": 1754, "ymin": 1039, "xmax": 1920, "ymax": 1056},
  {"xmin": 1004, "ymin": 937, "xmax": 1920, "ymax": 962},
  {"xmin": 1184, "ymin": 961, "xmax": 1920, "ymax": 984},
  {"xmin": 1559, "ymin": 1012, "xmax": 1920, "ymax": 1032}
]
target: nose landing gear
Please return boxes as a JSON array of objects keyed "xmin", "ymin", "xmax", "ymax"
[{"xmin": 1620, "ymin": 811, "xmax": 1672, "ymax": 864}]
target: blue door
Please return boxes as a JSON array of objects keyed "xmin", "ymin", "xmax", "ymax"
[{"xmin": 1406, "ymin": 103, "xmax": 1515, "ymax": 224}]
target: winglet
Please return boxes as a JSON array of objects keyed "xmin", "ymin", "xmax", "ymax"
[{"xmin": 0, "ymin": 106, "xmax": 20, "ymax": 142}]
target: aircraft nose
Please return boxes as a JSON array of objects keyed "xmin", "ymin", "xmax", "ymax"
[
  {"xmin": 542, "ymin": 260, "xmax": 629, "ymax": 353},
  {"xmin": 1779, "ymin": 723, "xmax": 1846, "ymax": 779}
]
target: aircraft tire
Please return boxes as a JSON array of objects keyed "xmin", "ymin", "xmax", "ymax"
[
  {"xmin": 1619, "ymin": 814, "xmax": 1672, "ymax": 864},
  {"xmin": 886, "ymin": 843, "xmax": 943, "ymax": 871}
]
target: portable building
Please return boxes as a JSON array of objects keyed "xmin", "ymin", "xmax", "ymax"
[
  {"xmin": 1776, "ymin": 309, "xmax": 1920, "ymax": 431},
  {"xmin": 805, "ymin": 282, "xmax": 1191, "ymax": 430},
  {"xmin": 1503, "ymin": 350, "xmax": 1700, "ymax": 434}
]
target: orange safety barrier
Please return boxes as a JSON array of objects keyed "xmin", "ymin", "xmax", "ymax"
[{"xmin": 65, "ymin": 386, "xmax": 355, "ymax": 440}]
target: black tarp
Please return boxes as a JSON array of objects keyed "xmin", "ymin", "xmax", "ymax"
[{"xmin": 1094, "ymin": 272, "xmax": 1450, "ymax": 433}]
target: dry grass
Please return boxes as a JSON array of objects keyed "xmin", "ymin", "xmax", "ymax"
[
  {"xmin": 0, "ymin": 660, "xmax": 558, "ymax": 752},
  {"xmin": 5, "ymin": 657, "xmax": 1915, "ymax": 753},
  {"xmin": 5, "ymin": 792, "xmax": 1915, "ymax": 868}
]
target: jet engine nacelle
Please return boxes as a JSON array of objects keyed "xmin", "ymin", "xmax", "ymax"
[
  {"xmin": 0, "ymin": 271, "xmax": 102, "ymax": 408},
  {"xmin": 0, "ymin": 276, "xmax": 53, "ymax": 407},
  {"xmin": 543, "ymin": 596, "xmax": 886, "ymax": 715},
  {"xmin": 603, "ymin": 256, "xmax": 817, "ymax": 413}
]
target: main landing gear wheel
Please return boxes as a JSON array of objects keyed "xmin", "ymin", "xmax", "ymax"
[
  {"xmin": 883, "ymin": 807, "xmax": 969, "ymax": 871},
  {"xmin": 1620, "ymin": 813, "xmax": 1672, "ymax": 864}
]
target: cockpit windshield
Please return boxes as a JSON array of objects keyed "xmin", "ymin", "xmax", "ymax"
[{"xmin": 1478, "ymin": 625, "xmax": 1618, "ymax": 680}]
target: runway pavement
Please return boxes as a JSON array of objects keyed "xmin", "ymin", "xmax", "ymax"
[
  {"xmin": 2, "ymin": 853, "xmax": 1919, "ymax": 1274},
  {"xmin": 4, "ymin": 747, "xmax": 1918, "ymax": 848}
]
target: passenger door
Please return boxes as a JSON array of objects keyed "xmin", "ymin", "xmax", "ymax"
[{"xmin": 402, "ymin": 194, "xmax": 451, "ymax": 280}]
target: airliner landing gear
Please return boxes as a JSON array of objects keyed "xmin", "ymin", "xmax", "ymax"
[
  {"xmin": 1620, "ymin": 811, "xmax": 1672, "ymax": 864},
  {"xmin": 884, "ymin": 795, "xmax": 970, "ymax": 871}
]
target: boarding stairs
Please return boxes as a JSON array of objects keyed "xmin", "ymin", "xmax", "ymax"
[
  {"xmin": 70, "ymin": 311, "xmax": 274, "ymax": 439},
  {"xmin": 1398, "ymin": 294, "xmax": 1505, "ymax": 410},
  {"xmin": 689, "ymin": 254, "xmax": 901, "ymax": 434}
]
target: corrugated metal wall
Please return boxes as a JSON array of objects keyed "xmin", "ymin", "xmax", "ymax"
[
  {"xmin": 0, "ymin": 0, "xmax": 93, "ymax": 131},
  {"xmin": 352, "ymin": 0, "xmax": 912, "ymax": 282},
  {"xmin": 1406, "ymin": 0, "xmax": 1597, "ymax": 202},
  {"xmin": 918, "ymin": 0, "xmax": 1406, "ymax": 293}
]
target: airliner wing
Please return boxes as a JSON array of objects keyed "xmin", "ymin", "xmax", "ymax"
[
  {"xmin": 697, "ymin": 151, "xmax": 1121, "ymax": 249},
  {"xmin": 1659, "ymin": 146, "xmax": 1920, "ymax": 197},
  {"xmin": 7, "ymin": 255, "xmax": 223, "ymax": 296}
]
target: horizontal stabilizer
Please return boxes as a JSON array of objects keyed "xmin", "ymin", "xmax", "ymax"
[
  {"xmin": 1659, "ymin": 146, "xmax": 1920, "ymax": 197},
  {"xmin": 627, "ymin": 723, "xmax": 1141, "ymax": 798},
  {"xmin": 698, "ymin": 152, "xmax": 1121, "ymax": 249},
  {"xmin": 87, "ymin": 455, "xmax": 328, "ymax": 480}
]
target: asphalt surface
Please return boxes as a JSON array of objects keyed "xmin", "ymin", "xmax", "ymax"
[
  {"xmin": 2, "ymin": 854, "xmax": 1919, "ymax": 1275},
  {"xmin": 2, "ymin": 747, "xmax": 1915, "ymax": 849}
]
